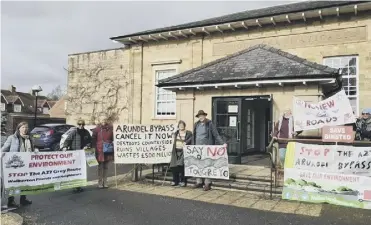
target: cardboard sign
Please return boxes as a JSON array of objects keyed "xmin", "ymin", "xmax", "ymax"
[{"xmin": 322, "ymin": 126, "xmax": 354, "ymax": 143}]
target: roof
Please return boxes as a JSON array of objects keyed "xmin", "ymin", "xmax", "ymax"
[
  {"xmin": 49, "ymin": 97, "xmax": 66, "ymax": 119},
  {"xmin": 1, "ymin": 89, "xmax": 52, "ymax": 114},
  {"xmin": 157, "ymin": 44, "xmax": 339, "ymax": 87},
  {"xmin": 111, "ymin": 1, "xmax": 364, "ymax": 40}
]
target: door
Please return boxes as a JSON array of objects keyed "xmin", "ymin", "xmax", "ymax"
[
  {"xmin": 242, "ymin": 98, "xmax": 256, "ymax": 154},
  {"xmin": 212, "ymin": 98, "xmax": 242, "ymax": 164}
]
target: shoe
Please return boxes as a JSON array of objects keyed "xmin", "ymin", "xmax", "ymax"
[
  {"xmin": 192, "ymin": 183, "xmax": 203, "ymax": 189},
  {"xmin": 20, "ymin": 199, "xmax": 32, "ymax": 206},
  {"xmin": 179, "ymin": 182, "xmax": 186, "ymax": 187},
  {"xmin": 170, "ymin": 182, "xmax": 178, "ymax": 186},
  {"xmin": 203, "ymin": 185, "xmax": 211, "ymax": 191},
  {"xmin": 98, "ymin": 184, "xmax": 104, "ymax": 189},
  {"xmin": 7, "ymin": 200, "xmax": 19, "ymax": 208},
  {"xmin": 73, "ymin": 187, "xmax": 84, "ymax": 193},
  {"xmin": 103, "ymin": 183, "xmax": 109, "ymax": 189}
]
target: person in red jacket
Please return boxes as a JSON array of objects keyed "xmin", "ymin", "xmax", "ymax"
[{"xmin": 92, "ymin": 117, "xmax": 114, "ymax": 188}]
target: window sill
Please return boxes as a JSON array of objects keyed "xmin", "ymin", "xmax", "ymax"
[{"xmin": 152, "ymin": 116, "xmax": 176, "ymax": 120}]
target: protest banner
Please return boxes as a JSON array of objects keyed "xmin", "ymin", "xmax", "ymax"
[
  {"xmin": 283, "ymin": 142, "xmax": 371, "ymax": 209},
  {"xmin": 322, "ymin": 126, "xmax": 354, "ymax": 143},
  {"xmin": 293, "ymin": 90, "xmax": 356, "ymax": 132},
  {"xmin": 289, "ymin": 142, "xmax": 371, "ymax": 176},
  {"xmin": 114, "ymin": 124, "xmax": 176, "ymax": 164},
  {"xmin": 85, "ymin": 148, "xmax": 98, "ymax": 167},
  {"xmin": 2, "ymin": 150, "xmax": 87, "ymax": 196},
  {"xmin": 183, "ymin": 145, "xmax": 229, "ymax": 180}
]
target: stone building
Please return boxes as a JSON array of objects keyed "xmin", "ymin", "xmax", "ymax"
[{"xmin": 67, "ymin": 1, "xmax": 371, "ymax": 163}]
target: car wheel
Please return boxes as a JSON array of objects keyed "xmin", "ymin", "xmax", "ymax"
[
  {"xmin": 359, "ymin": 199, "xmax": 363, "ymax": 202},
  {"xmin": 52, "ymin": 143, "xmax": 60, "ymax": 151}
]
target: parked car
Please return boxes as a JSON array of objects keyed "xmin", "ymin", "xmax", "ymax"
[{"xmin": 30, "ymin": 124, "xmax": 75, "ymax": 151}]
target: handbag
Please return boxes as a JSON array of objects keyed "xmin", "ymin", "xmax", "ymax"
[{"xmin": 100, "ymin": 128, "xmax": 114, "ymax": 153}]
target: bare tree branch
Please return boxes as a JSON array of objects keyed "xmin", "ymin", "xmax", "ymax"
[{"xmin": 65, "ymin": 63, "xmax": 131, "ymax": 124}]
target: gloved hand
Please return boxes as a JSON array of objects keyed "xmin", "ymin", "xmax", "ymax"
[
  {"xmin": 34, "ymin": 148, "xmax": 39, "ymax": 153},
  {"xmin": 62, "ymin": 147, "xmax": 67, "ymax": 152}
]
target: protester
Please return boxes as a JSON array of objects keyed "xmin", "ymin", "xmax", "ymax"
[
  {"xmin": 92, "ymin": 116, "xmax": 114, "ymax": 188},
  {"xmin": 192, "ymin": 110, "xmax": 227, "ymax": 191},
  {"xmin": 1, "ymin": 122, "xmax": 37, "ymax": 207},
  {"xmin": 355, "ymin": 108, "xmax": 371, "ymax": 141},
  {"xmin": 61, "ymin": 119, "xmax": 92, "ymax": 193},
  {"xmin": 272, "ymin": 108, "xmax": 301, "ymax": 166},
  {"xmin": 170, "ymin": 120, "xmax": 192, "ymax": 187}
]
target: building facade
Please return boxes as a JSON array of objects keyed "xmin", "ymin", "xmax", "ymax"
[{"xmin": 67, "ymin": 1, "xmax": 371, "ymax": 163}]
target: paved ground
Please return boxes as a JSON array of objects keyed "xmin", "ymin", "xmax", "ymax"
[{"xmin": 13, "ymin": 180, "xmax": 371, "ymax": 225}]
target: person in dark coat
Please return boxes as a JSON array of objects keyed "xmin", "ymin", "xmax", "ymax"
[
  {"xmin": 169, "ymin": 120, "xmax": 192, "ymax": 187},
  {"xmin": 1, "ymin": 122, "xmax": 37, "ymax": 208},
  {"xmin": 192, "ymin": 110, "xmax": 227, "ymax": 191},
  {"xmin": 356, "ymin": 108, "xmax": 371, "ymax": 141},
  {"xmin": 61, "ymin": 119, "xmax": 92, "ymax": 193},
  {"xmin": 92, "ymin": 117, "xmax": 114, "ymax": 188}
]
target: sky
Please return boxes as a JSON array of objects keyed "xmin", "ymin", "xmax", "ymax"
[{"xmin": 1, "ymin": 0, "xmax": 292, "ymax": 95}]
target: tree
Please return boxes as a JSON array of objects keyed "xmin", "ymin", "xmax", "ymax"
[{"xmin": 47, "ymin": 85, "xmax": 66, "ymax": 100}]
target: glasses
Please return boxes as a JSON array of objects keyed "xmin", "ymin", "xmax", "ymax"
[
  {"xmin": 78, "ymin": 124, "xmax": 85, "ymax": 126},
  {"xmin": 362, "ymin": 113, "xmax": 370, "ymax": 116}
]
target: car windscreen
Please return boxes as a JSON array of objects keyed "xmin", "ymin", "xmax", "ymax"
[{"xmin": 31, "ymin": 127, "xmax": 50, "ymax": 133}]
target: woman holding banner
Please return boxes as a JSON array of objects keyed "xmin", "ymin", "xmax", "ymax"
[
  {"xmin": 1, "ymin": 121, "xmax": 37, "ymax": 208},
  {"xmin": 170, "ymin": 120, "xmax": 192, "ymax": 187},
  {"xmin": 92, "ymin": 116, "xmax": 114, "ymax": 189}
]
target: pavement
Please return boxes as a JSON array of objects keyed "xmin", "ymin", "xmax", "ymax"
[
  {"xmin": 10, "ymin": 177, "xmax": 371, "ymax": 225},
  {"xmin": 1, "ymin": 162, "xmax": 133, "ymax": 225}
]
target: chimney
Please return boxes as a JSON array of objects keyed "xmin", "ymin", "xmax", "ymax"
[{"xmin": 9, "ymin": 85, "xmax": 16, "ymax": 93}]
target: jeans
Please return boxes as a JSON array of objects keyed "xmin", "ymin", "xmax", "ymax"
[
  {"xmin": 279, "ymin": 148, "xmax": 287, "ymax": 166},
  {"xmin": 196, "ymin": 178, "xmax": 211, "ymax": 186},
  {"xmin": 172, "ymin": 166, "xmax": 186, "ymax": 184}
]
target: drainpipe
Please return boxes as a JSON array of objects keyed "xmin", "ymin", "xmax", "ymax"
[{"xmin": 132, "ymin": 42, "xmax": 144, "ymax": 182}]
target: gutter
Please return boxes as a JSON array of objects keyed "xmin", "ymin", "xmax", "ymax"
[{"xmin": 159, "ymin": 77, "xmax": 337, "ymax": 90}]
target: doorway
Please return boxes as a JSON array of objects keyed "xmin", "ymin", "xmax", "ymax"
[{"xmin": 212, "ymin": 95, "xmax": 272, "ymax": 165}]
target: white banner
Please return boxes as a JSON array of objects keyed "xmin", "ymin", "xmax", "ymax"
[
  {"xmin": 293, "ymin": 90, "xmax": 355, "ymax": 132},
  {"xmin": 292, "ymin": 143, "xmax": 371, "ymax": 176},
  {"xmin": 2, "ymin": 150, "xmax": 87, "ymax": 195},
  {"xmin": 184, "ymin": 145, "xmax": 229, "ymax": 180},
  {"xmin": 114, "ymin": 124, "xmax": 176, "ymax": 164}
]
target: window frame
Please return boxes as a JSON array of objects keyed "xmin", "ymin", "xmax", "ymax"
[
  {"xmin": 13, "ymin": 104, "xmax": 22, "ymax": 113},
  {"xmin": 323, "ymin": 55, "xmax": 359, "ymax": 116},
  {"xmin": 152, "ymin": 65, "xmax": 178, "ymax": 119},
  {"xmin": 0, "ymin": 103, "xmax": 5, "ymax": 111}
]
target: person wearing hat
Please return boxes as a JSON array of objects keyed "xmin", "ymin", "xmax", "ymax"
[
  {"xmin": 192, "ymin": 110, "xmax": 227, "ymax": 191},
  {"xmin": 61, "ymin": 119, "xmax": 92, "ymax": 193},
  {"xmin": 355, "ymin": 108, "xmax": 371, "ymax": 141}
]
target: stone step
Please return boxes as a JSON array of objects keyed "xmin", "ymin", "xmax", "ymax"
[{"xmin": 144, "ymin": 173, "xmax": 282, "ymax": 195}]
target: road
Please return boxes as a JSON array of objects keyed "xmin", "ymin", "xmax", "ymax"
[{"xmin": 14, "ymin": 184, "xmax": 371, "ymax": 225}]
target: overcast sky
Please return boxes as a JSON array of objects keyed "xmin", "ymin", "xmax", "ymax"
[{"xmin": 1, "ymin": 1, "xmax": 292, "ymax": 95}]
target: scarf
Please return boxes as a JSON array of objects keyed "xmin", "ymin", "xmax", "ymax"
[
  {"xmin": 19, "ymin": 135, "xmax": 33, "ymax": 152},
  {"xmin": 277, "ymin": 115, "xmax": 294, "ymax": 138}
]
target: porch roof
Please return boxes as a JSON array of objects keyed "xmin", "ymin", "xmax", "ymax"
[{"xmin": 157, "ymin": 44, "xmax": 339, "ymax": 88}]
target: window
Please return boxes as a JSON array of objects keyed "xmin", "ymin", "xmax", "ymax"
[
  {"xmin": 13, "ymin": 104, "xmax": 21, "ymax": 113},
  {"xmin": 43, "ymin": 107, "xmax": 49, "ymax": 114},
  {"xmin": 323, "ymin": 56, "xmax": 358, "ymax": 115},
  {"xmin": 0, "ymin": 103, "xmax": 5, "ymax": 111},
  {"xmin": 154, "ymin": 69, "xmax": 177, "ymax": 117}
]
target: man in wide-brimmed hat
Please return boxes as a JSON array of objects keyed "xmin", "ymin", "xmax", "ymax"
[{"xmin": 192, "ymin": 110, "xmax": 227, "ymax": 191}]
